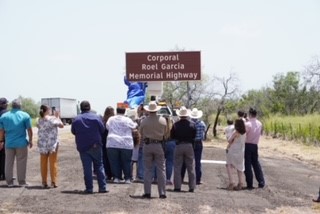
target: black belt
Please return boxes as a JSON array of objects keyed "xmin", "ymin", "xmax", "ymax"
[{"xmin": 144, "ymin": 138, "xmax": 163, "ymax": 145}]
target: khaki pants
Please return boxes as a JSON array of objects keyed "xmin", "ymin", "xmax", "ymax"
[
  {"xmin": 143, "ymin": 143, "xmax": 166, "ymax": 196},
  {"xmin": 174, "ymin": 143, "xmax": 195, "ymax": 190},
  {"xmin": 40, "ymin": 150, "xmax": 58, "ymax": 185},
  {"xmin": 5, "ymin": 147, "xmax": 28, "ymax": 185}
]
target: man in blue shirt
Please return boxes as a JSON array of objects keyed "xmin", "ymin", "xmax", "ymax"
[
  {"xmin": 190, "ymin": 108, "xmax": 206, "ymax": 185},
  {"xmin": 0, "ymin": 99, "xmax": 33, "ymax": 187},
  {"xmin": 71, "ymin": 100, "xmax": 107, "ymax": 194}
]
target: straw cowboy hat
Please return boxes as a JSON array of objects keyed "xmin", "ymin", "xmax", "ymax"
[
  {"xmin": 144, "ymin": 101, "xmax": 161, "ymax": 112},
  {"xmin": 176, "ymin": 106, "xmax": 190, "ymax": 117},
  {"xmin": 126, "ymin": 109, "xmax": 137, "ymax": 120},
  {"xmin": 190, "ymin": 108, "xmax": 203, "ymax": 119}
]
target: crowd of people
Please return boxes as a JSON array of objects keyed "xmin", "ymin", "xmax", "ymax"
[{"xmin": 1, "ymin": 96, "xmax": 319, "ymax": 201}]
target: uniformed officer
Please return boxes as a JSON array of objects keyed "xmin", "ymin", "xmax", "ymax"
[{"xmin": 139, "ymin": 101, "xmax": 167, "ymax": 199}]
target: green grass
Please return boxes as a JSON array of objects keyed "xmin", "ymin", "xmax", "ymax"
[
  {"xmin": 31, "ymin": 118, "xmax": 38, "ymax": 127},
  {"xmin": 262, "ymin": 114, "xmax": 320, "ymax": 145}
]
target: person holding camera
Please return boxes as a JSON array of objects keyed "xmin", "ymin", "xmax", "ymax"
[{"xmin": 37, "ymin": 105, "xmax": 64, "ymax": 188}]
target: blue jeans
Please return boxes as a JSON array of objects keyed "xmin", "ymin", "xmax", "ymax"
[
  {"xmin": 107, "ymin": 148, "xmax": 132, "ymax": 180},
  {"xmin": 165, "ymin": 140, "xmax": 176, "ymax": 180},
  {"xmin": 181, "ymin": 141, "xmax": 203, "ymax": 183},
  {"xmin": 194, "ymin": 141, "xmax": 203, "ymax": 183},
  {"xmin": 137, "ymin": 147, "xmax": 144, "ymax": 179},
  {"xmin": 79, "ymin": 144, "xmax": 106, "ymax": 192}
]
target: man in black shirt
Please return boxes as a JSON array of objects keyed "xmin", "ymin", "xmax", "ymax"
[{"xmin": 171, "ymin": 106, "xmax": 196, "ymax": 192}]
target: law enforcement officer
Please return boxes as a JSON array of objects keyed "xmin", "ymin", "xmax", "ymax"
[{"xmin": 139, "ymin": 101, "xmax": 167, "ymax": 199}]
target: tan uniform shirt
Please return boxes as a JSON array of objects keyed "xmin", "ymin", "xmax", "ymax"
[{"xmin": 139, "ymin": 113, "xmax": 167, "ymax": 141}]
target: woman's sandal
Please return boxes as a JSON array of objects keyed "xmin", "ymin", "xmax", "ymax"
[
  {"xmin": 234, "ymin": 183, "xmax": 243, "ymax": 191},
  {"xmin": 227, "ymin": 183, "xmax": 235, "ymax": 190}
]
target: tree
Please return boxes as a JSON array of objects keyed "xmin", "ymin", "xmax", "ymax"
[
  {"xmin": 303, "ymin": 56, "xmax": 320, "ymax": 91},
  {"xmin": 302, "ymin": 56, "xmax": 320, "ymax": 113},
  {"xmin": 162, "ymin": 74, "xmax": 210, "ymax": 109},
  {"xmin": 238, "ymin": 88, "xmax": 273, "ymax": 118},
  {"xmin": 271, "ymin": 71, "xmax": 301, "ymax": 115},
  {"xmin": 12, "ymin": 96, "xmax": 40, "ymax": 118},
  {"xmin": 210, "ymin": 73, "xmax": 240, "ymax": 137}
]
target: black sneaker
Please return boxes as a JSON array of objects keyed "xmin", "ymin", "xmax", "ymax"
[
  {"xmin": 189, "ymin": 189, "xmax": 194, "ymax": 193},
  {"xmin": 246, "ymin": 186, "xmax": 254, "ymax": 190},
  {"xmin": 82, "ymin": 190, "xmax": 93, "ymax": 194},
  {"xmin": 159, "ymin": 195, "xmax": 167, "ymax": 199},
  {"xmin": 173, "ymin": 188, "xmax": 181, "ymax": 192},
  {"xmin": 142, "ymin": 193, "xmax": 151, "ymax": 199}
]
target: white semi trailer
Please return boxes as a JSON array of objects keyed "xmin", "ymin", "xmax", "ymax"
[{"xmin": 41, "ymin": 97, "xmax": 78, "ymax": 125}]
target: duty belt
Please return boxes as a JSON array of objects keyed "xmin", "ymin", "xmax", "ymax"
[{"xmin": 144, "ymin": 138, "xmax": 163, "ymax": 145}]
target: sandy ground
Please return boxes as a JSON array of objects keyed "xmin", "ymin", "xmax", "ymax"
[{"xmin": 1, "ymin": 126, "xmax": 320, "ymax": 214}]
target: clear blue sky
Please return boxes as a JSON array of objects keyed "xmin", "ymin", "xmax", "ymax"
[{"xmin": 1, "ymin": 0, "xmax": 319, "ymax": 114}]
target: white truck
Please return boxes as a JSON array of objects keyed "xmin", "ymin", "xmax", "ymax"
[{"xmin": 41, "ymin": 98, "xmax": 78, "ymax": 125}]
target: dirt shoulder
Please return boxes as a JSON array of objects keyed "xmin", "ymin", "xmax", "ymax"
[{"xmin": 211, "ymin": 134, "xmax": 320, "ymax": 168}]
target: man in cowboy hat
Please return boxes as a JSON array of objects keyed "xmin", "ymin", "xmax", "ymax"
[
  {"xmin": 171, "ymin": 106, "xmax": 196, "ymax": 192},
  {"xmin": 139, "ymin": 101, "xmax": 167, "ymax": 199},
  {"xmin": 189, "ymin": 108, "xmax": 206, "ymax": 185}
]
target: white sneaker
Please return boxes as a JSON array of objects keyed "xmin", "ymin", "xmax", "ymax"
[
  {"xmin": 125, "ymin": 179, "xmax": 131, "ymax": 184},
  {"xmin": 113, "ymin": 178, "xmax": 120, "ymax": 183}
]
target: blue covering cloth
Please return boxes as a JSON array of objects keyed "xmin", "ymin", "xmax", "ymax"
[{"xmin": 124, "ymin": 77, "xmax": 147, "ymax": 108}]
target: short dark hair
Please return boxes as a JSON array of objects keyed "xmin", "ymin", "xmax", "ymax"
[
  {"xmin": 249, "ymin": 107, "xmax": 257, "ymax": 117},
  {"xmin": 12, "ymin": 99, "xmax": 22, "ymax": 109},
  {"xmin": 80, "ymin": 100, "xmax": 91, "ymax": 112},
  {"xmin": 150, "ymin": 95, "xmax": 156, "ymax": 101},
  {"xmin": 237, "ymin": 110, "xmax": 245, "ymax": 117},
  {"xmin": 0, "ymin": 97, "xmax": 8, "ymax": 106},
  {"xmin": 116, "ymin": 107, "xmax": 126, "ymax": 114},
  {"xmin": 227, "ymin": 119, "xmax": 233, "ymax": 125}
]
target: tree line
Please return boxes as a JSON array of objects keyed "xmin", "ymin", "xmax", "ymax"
[{"xmin": 161, "ymin": 56, "xmax": 320, "ymax": 137}]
